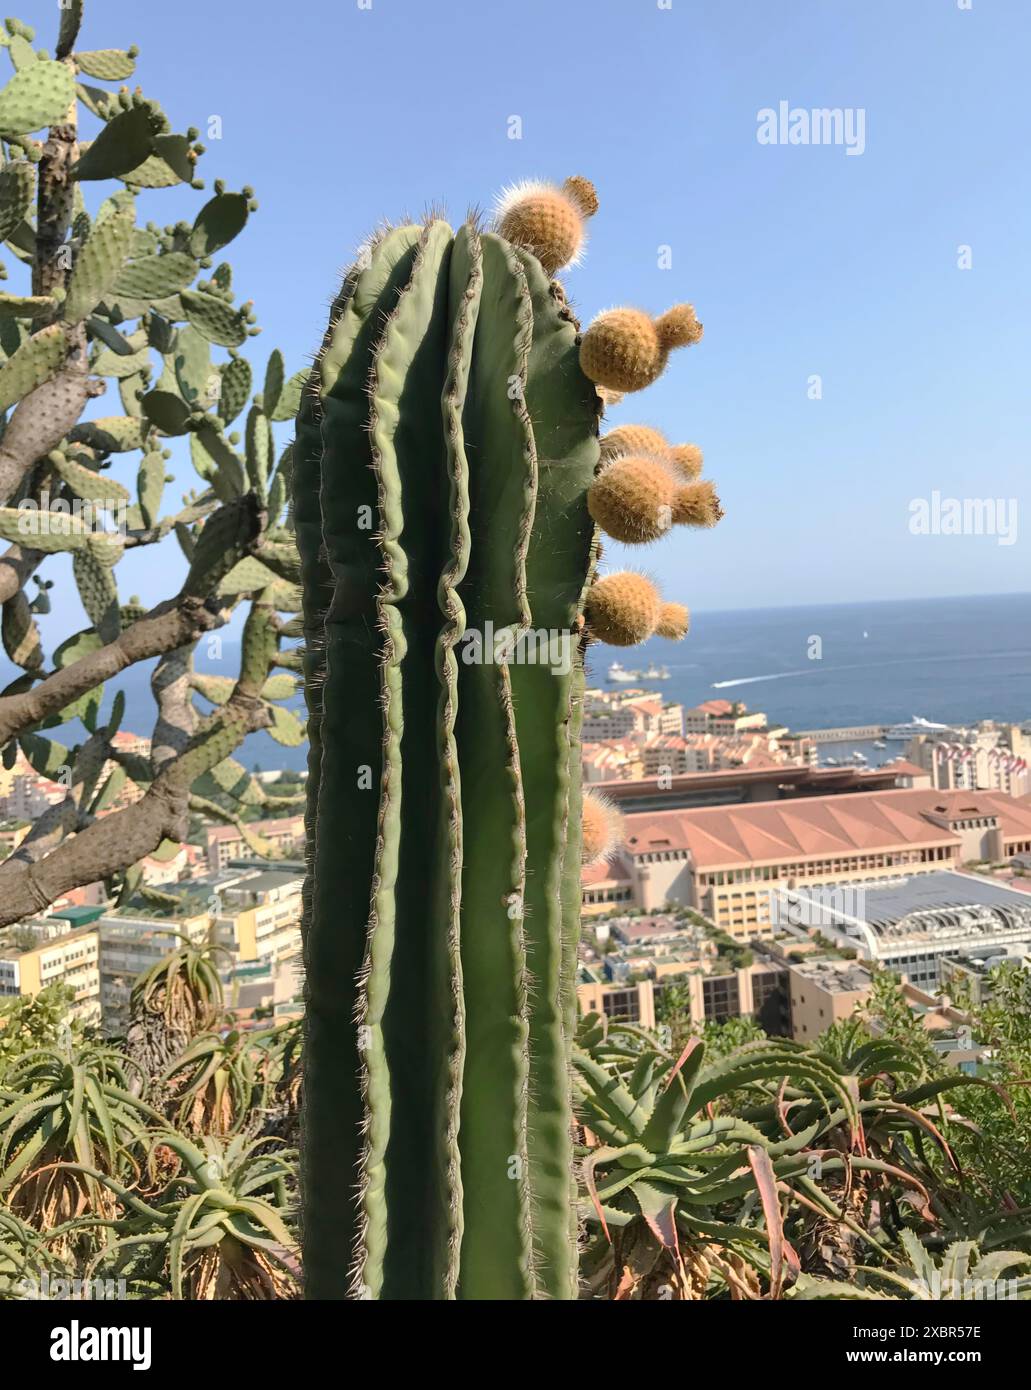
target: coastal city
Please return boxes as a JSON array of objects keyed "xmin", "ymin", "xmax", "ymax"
[
  {"xmin": 0, "ymin": 0, "xmax": 1025, "ymax": 1331},
  {"xmin": 4, "ymin": 675, "xmax": 1029, "ymax": 1063}
]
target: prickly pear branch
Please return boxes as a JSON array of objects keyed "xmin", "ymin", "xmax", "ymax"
[
  {"xmin": 0, "ymin": 676, "xmax": 272, "ymax": 929},
  {"xmin": 0, "ymin": 592, "xmax": 229, "ymax": 746},
  {"xmin": 0, "ymin": 0, "xmax": 306, "ymax": 923}
]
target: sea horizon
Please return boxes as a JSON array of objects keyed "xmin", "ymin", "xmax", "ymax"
[{"xmin": 64, "ymin": 591, "xmax": 1030, "ymax": 777}]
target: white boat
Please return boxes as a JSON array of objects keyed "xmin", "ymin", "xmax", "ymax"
[
  {"xmin": 642, "ymin": 664, "xmax": 671, "ymax": 680},
  {"xmin": 873, "ymin": 739, "xmax": 887, "ymax": 749},
  {"xmin": 607, "ymin": 662, "xmax": 639, "ymax": 683},
  {"xmin": 885, "ymin": 716, "xmax": 952, "ymax": 741},
  {"xmin": 824, "ymin": 757, "xmax": 839, "ymax": 765}
]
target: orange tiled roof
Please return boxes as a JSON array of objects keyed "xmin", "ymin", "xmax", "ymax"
[{"xmin": 623, "ymin": 788, "xmax": 1031, "ymax": 869}]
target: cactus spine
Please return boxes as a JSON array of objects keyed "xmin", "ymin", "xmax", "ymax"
[{"xmin": 297, "ymin": 180, "xmax": 714, "ymax": 1299}]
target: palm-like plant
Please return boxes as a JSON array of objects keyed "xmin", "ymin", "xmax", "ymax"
[
  {"xmin": 249, "ymin": 1019, "xmax": 302, "ymax": 1144},
  {"xmin": 160, "ymin": 1030, "xmax": 264, "ymax": 1137},
  {"xmin": 792, "ymin": 1229, "xmax": 1031, "ymax": 1301},
  {"xmin": 0, "ymin": 1207, "xmax": 73, "ymax": 1298},
  {"xmin": 574, "ymin": 1015, "xmax": 863, "ymax": 1299},
  {"xmin": 71, "ymin": 1132, "xmax": 299, "ymax": 1299},
  {"xmin": 572, "ymin": 1012, "xmax": 1014, "ymax": 1299},
  {"xmin": 0, "ymin": 1044, "xmax": 158, "ymax": 1238},
  {"xmin": 125, "ymin": 937, "xmax": 228, "ymax": 1082}
]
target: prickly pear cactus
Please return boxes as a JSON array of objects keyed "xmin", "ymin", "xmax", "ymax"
[
  {"xmin": 0, "ymin": 5, "xmax": 311, "ymax": 929},
  {"xmin": 297, "ymin": 179, "xmax": 722, "ymax": 1300}
]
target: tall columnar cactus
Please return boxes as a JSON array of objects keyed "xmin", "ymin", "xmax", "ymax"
[{"xmin": 297, "ymin": 178, "xmax": 722, "ymax": 1300}]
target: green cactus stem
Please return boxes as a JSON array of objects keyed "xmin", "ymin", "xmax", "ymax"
[{"xmin": 297, "ymin": 182, "xmax": 697, "ymax": 1300}]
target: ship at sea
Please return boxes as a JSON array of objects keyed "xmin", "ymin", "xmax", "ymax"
[
  {"xmin": 885, "ymin": 715, "xmax": 952, "ymax": 742},
  {"xmin": 642, "ymin": 663, "xmax": 671, "ymax": 680},
  {"xmin": 607, "ymin": 662, "xmax": 639, "ymax": 683}
]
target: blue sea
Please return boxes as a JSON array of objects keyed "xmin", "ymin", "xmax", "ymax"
[
  {"xmin": 588, "ymin": 592, "xmax": 1031, "ymax": 732},
  {"xmin": 74, "ymin": 592, "xmax": 1031, "ymax": 776}
]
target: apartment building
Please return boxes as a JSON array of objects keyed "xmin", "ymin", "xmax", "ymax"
[
  {"xmin": 205, "ymin": 815, "xmax": 304, "ymax": 870},
  {"xmin": 211, "ymin": 866, "xmax": 303, "ymax": 966},
  {"xmin": 581, "ymin": 689, "xmax": 685, "ymax": 741},
  {"xmin": 788, "ymin": 957, "xmax": 872, "ymax": 1041},
  {"xmin": 577, "ymin": 956, "xmax": 789, "ymax": 1034},
  {"xmin": 682, "ymin": 699, "xmax": 772, "ymax": 737},
  {"xmin": 608, "ymin": 787, "xmax": 1031, "ymax": 939},
  {"xmin": 0, "ymin": 925, "xmax": 102, "ymax": 1028},
  {"xmin": 97, "ymin": 910, "xmax": 212, "ymax": 1036},
  {"xmin": 907, "ymin": 722, "xmax": 1030, "ymax": 798}
]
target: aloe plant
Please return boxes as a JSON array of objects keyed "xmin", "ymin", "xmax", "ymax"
[
  {"xmin": 571, "ymin": 1013, "xmax": 1019, "ymax": 1300},
  {"xmin": 161, "ymin": 1029, "xmax": 262, "ymax": 1138},
  {"xmin": 793, "ymin": 1230, "xmax": 1031, "ymax": 1301},
  {"xmin": 125, "ymin": 936, "xmax": 227, "ymax": 1081},
  {"xmin": 0, "ymin": 1043, "xmax": 159, "ymax": 1234},
  {"xmin": 68, "ymin": 1131, "xmax": 299, "ymax": 1299},
  {"xmin": 297, "ymin": 180, "xmax": 718, "ymax": 1299}
]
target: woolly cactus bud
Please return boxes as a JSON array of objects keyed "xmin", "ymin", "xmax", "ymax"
[
  {"xmin": 599, "ymin": 424, "xmax": 670, "ymax": 462},
  {"xmin": 581, "ymin": 789, "xmax": 625, "ymax": 866},
  {"xmin": 669, "ymin": 443, "xmax": 703, "ymax": 480},
  {"xmin": 655, "ymin": 304, "xmax": 703, "ymax": 349},
  {"xmin": 584, "ymin": 571, "xmax": 661, "ymax": 646},
  {"xmin": 495, "ymin": 175, "xmax": 598, "ymax": 275},
  {"xmin": 656, "ymin": 602, "xmax": 689, "ymax": 640},
  {"xmin": 670, "ymin": 479, "xmax": 723, "ymax": 528},
  {"xmin": 587, "ymin": 453, "xmax": 677, "ymax": 543},
  {"xmin": 601, "ymin": 426, "xmax": 704, "ymax": 480},
  {"xmin": 579, "ymin": 303, "xmax": 703, "ymax": 392}
]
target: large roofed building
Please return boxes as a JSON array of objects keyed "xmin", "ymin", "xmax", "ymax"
[
  {"xmin": 780, "ymin": 870, "xmax": 1031, "ymax": 989},
  {"xmin": 608, "ymin": 787, "xmax": 1031, "ymax": 937}
]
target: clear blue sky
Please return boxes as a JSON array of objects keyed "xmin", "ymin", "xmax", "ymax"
[{"xmin": 26, "ymin": 0, "xmax": 1031, "ymax": 631}]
